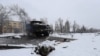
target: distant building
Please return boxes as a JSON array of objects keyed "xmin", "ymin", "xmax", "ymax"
[{"xmin": 2, "ymin": 21, "xmax": 23, "ymax": 33}]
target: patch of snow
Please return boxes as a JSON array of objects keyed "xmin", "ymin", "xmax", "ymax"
[
  {"xmin": 0, "ymin": 44, "xmax": 35, "ymax": 48},
  {"xmin": 38, "ymin": 40, "xmax": 59, "ymax": 47},
  {"xmin": 0, "ymin": 33, "xmax": 24, "ymax": 38},
  {"xmin": 50, "ymin": 33, "xmax": 73, "ymax": 38},
  {"xmin": 14, "ymin": 35, "xmax": 21, "ymax": 38}
]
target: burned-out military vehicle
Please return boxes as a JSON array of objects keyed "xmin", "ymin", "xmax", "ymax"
[{"xmin": 26, "ymin": 21, "xmax": 53, "ymax": 38}]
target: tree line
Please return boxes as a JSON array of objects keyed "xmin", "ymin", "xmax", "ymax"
[{"xmin": 54, "ymin": 18, "xmax": 100, "ymax": 33}]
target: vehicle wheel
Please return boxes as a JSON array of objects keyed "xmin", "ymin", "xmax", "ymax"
[
  {"xmin": 44, "ymin": 32, "xmax": 49, "ymax": 37},
  {"xmin": 28, "ymin": 33, "xmax": 37, "ymax": 38}
]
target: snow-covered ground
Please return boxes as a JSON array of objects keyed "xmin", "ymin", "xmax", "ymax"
[
  {"xmin": 0, "ymin": 33, "xmax": 24, "ymax": 38},
  {"xmin": 0, "ymin": 33, "xmax": 100, "ymax": 56},
  {"xmin": 50, "ymin": 33, "xmax": 73, "ymax": 38},
  {"xmin": 49, "ymin": 33, "xmax": 100, "ymax": 56}
]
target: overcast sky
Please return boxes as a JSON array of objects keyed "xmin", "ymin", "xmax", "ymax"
[{"xmin": 0, "ymin": 0, "xmax": 100, "ymax": 29}]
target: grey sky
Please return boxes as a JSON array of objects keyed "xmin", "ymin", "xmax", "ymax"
[{"xmin": 0, "ymin": 0, "xmax": 100, "ymax": 28}]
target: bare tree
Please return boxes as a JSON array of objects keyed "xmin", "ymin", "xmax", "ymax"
[
  {"xmin": 0, "ymin": 4, "xmax": 11, "ymax": 34},
  {"xmin": 54, "ymin": 18, "xmax": 64, "ymax": 33},
  {"xmin": 73, "ymin": 21, "xmax": 77, "ymax": 33},
  {"xmin": 58, "ymin": 18, "xmax": 63, "ymax": 33},
  {"xmin": 55, "ymin": 21, "xmax": 59, "ymax": 33},
  {"xmin": 80, "ymin": 25, "xmax": 87, "ymax": 33},
  {"xmin": 40, "ymin": 18, "xmax": 48, "ymax": 24},
  {"xmin": 64, "ymin": 20, "xmax": 70, "ymax": 33},
  {"xmin": 10, "ymin": 5, "xmax": 30, "ymax": 33}
]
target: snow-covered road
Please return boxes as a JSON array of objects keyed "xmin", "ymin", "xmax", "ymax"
[{"xmin": 0, "ymin": 33, "xmax": 100, "ymax": 56}]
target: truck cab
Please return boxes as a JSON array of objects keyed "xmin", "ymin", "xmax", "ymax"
[{"xmin": 26, "ymin": 21, "xmax": 52, "ymax": 38}]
